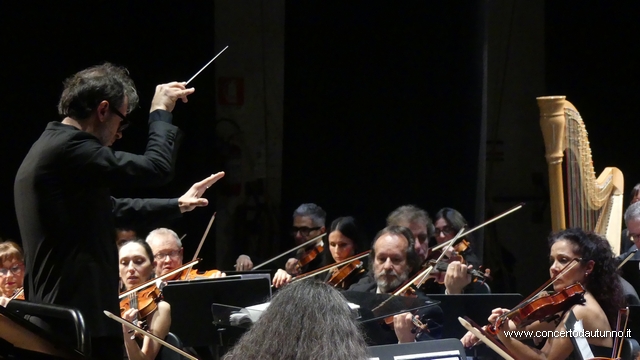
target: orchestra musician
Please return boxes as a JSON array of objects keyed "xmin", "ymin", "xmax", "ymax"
[
  {"xmin": 386, "ymin": 205, "xmax": 433, "ymax": 262},
  {"xmin": 146, "ymin": 227, "xmax": 226, "ymax": 280},
  {"xmin": 461, "ymin": 228, "xmax": 624, "ymax": 359},
  {"xmin": 421, "ymin": 207, "xmax": 486, "ymax": 295},
  {"xmin": 617, "ymin": 197, "xmax": 640, "ymax": 262},
  {"xmin": 119, "ymin": 239, "xmax": 170, "ymax": 360},
  {"xmin": 12, "ymin": 62, "xmax": 214, "ymax": 359},
  {"xmin": 349, "ymin": 226, "xmax": 444, "ymax": 345},
  {"xmin": 236, "ymin": 203, "xmax": 327, "ymax": 273},
  {"xmin": 272, "ymin": 216, "xmax": 368, "ymax": 289},
  {"xmin": 0, "ymin": 240, "xmax": 25, "ymax": 307}
]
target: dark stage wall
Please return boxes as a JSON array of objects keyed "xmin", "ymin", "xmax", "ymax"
[{"xmin": 281, "ymin": 2, "xmax": 486, "ymax": 243}]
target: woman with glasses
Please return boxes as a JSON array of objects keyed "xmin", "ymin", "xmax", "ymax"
[
  {"xmin": 119, "ymin": 239, "xmax": 171, "ymax": 360},
  {"xmin": 0, "ymin": 240, "xmax": 25, "ymax": 307},
  {"xmin": 273, "ymin": 216, "xmax": 368, "ymax": 290},
  {"xmin": 421, "ymin": 208, "xmax": 485, "ymax": 294}
]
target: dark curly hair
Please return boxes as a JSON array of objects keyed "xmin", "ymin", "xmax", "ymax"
[
  {"xmin": 548, "ymin": 228, "xmax": 624, "ymax": 329},
  {"xmin": 58, "ymin": 62, "xmax": 139, "ymax": 120}
]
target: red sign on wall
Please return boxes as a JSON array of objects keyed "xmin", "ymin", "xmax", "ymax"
[{"xmin": 218, "ymin": 77, "xmax": 245, "ymax": 106}]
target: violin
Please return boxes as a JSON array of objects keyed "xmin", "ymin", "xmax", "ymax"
[
  {"xmin": 119, "ymin": 285, "xmax": 162, "ymax": 338},
  {"xmin": 10, "ymin": 287, "xmax": 25, "ymax": 301},
  {"xmin": 164, "ymin": 267, "xmax": 223, "ymax": 281},
  {"xmin": 426, "ymin": 260, "xmax": 491, "ymax": 284},
  {"xmin": 296, "ymin": 243, "xmax": 324, "ymax": 272},
  {"xmin": 487, "ymin": 282, "xmax": 586, "ymax": 334},
  {"xmin": 326, "ymin": 260, "xmax": 364, "ymax": 288}
]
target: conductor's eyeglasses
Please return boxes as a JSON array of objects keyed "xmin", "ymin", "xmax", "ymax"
[{"xmin": 109, "ymin": 105, "xmax": 130, "ymax": 131}]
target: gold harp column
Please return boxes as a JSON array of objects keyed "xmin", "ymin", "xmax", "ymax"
[{"xmin": 538, "ymin": 96, "xmax": 567, "ymax": 232}]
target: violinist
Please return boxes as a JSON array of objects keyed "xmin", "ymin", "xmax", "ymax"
[
  {"xmin": 119, "ymin": 239, "xmax": 170, "ymax": 360},
  {"xmin": 461, "ymin": 228, "xmax": 624, "ymax": 359},
  {"xmin": 0, "ymin": 240, "xmax": 25, "ymax": 307},
  {"xmin": 349, "ymin": 226, "xmax": 444, "ymax": 345},
  {"xmin": 272, "ymin": 216, "xmax": 368, "ymax": 289},
  {"xmin": 238, "ymin": 203, "xmax": 326, "ymax": 273},
  {"xmin": 146, "ymin": 228, "xmax": 226, "ymax": 280},
  {"xmin": 386, "ymin": 205, "xmax": 433, "ymax": 262},
  {"xmin": 421, "ymin": 208, "xmax": 485, "ymax": 295}
]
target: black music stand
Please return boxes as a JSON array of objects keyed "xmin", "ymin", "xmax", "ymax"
[
  {"xmin": 0, "ymin": 303, "xmax": 88, "ymax": 359},
  {"xmin": 367, "ymin": 338, "xmax": 467, "ymax": 360},
  {"xmin": 161, "ymin": 276, "xmax": 271, "ymax": 351}
]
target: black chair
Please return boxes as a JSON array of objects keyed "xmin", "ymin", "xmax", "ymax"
[
  {"xmin": 157, "ymin": 332, "xmax": 189, "ymax": 360},
  {"xmin": 6, "ymin": 300, "xmax": 90, "ymax": 357}
]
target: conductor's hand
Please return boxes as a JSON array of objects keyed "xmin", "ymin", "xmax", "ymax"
[
  {"xmin": 235, "ymin": 255, "xmax": 254, "ymax": 271},
  {"xmin": 394, "ymin": 313, "xmax": 417, "ymax": 343},
  {"xmin": 272, "ymin": 269, "xmax": 292, "ymax": 288},
  {"xmin": 285, "ymin": 258, "xmax": 300, "ymax": 275},
  {"xmin": 150, "ymin": 82, "xmax": 195, "ymax": 113},
  {"xmin": 179, "ymin": 172, "xmax": 225, "ymax": 213}
]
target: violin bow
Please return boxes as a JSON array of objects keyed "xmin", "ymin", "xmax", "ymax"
[
  {"xmin": 104, "ymin": 311, "xmax": 199, "ymax": 360},
  {"xmin": 185, "ymin": 46, "xmax": 229, "ymax": 85},
  {"xmin": 430, "ymin": 203, "xmax": 525, "ymax": 253},
  {"xmin": 493, "ymin": 258, "xmax": 582, "ymax": 328},
  {"xmin": 180, "ymin": 212, "xmax": 217, "ymax": 279},
  {"xmin": 253, "ymin": 233, "xmax": 327, "ymax": 270},
  {"xmin": 370, "ymin": 231, "xmax": 464, "ymax": 313},
  {"xmin": 290, "ymin": 251, "xmax": 370, "ymax": 283},
  {"xmin": 617, "ymin": 249, "xmax": 637, "ymax": 270},
  {"xmin": 612, "ymin": 307, "xmax": 629, "ymax": 359},
  {"xmin": 119, "ymin": 259, "xmax": 200, "ymax": 299},
  {"xmin": 413, "ymin": 228, "xmax": 465, "ymax": 289},
  {"xmin": 459, "ymin": 316, "xmax": 516, "ymax": 360},
  {"xmin": 10, "ymin": 287, "xmax": 24, "ymax": 300}
]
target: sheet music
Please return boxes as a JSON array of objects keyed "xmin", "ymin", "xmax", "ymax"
[{"xmin": 564, "ymin": 310, "xmax": 594, "ymax": 360}]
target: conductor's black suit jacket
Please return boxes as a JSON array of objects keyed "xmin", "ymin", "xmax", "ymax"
[{"xmin": 14, "ymin": 110, "xmax": 183, "ymax": 338}]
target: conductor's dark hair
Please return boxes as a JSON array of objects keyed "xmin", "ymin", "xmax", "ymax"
[
  {"xmin": 223, "ymin": 281, "xmax": 370, "ymax": 360},
  {"xmin": 58, "ymin": 62, "xmax": 139, "ymax": 120}
]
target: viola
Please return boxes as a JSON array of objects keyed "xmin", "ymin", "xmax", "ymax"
[
  {"xmin": 296, "ymin": 243, "xmax": 324, "ymax": 271},
  {"xmin": 487, "ymin": 282, "xmax": 586, "ymax": 334},
  {"xmin": 119, "ymin": 285, "xmax": 162, "ymax": 338},
  {"xmin": 326, "ymin": 260, "xmax": 364, "ymax": 287}
]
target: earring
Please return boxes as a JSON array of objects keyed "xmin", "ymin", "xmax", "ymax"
[{"xmin": 585, "ymin": 272, "xmax": 589, "ymax": 276}]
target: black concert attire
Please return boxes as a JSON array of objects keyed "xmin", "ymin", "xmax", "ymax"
[
  {"xmin": 14, "ymin": 110, "xmax": 183, "ymax": 359},
  {"xmin": 348, "ymin": 275, "xmax": 444, "ymax": 345}
]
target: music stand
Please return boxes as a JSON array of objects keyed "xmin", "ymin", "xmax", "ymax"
[
  {"xmin": 368, "ymin": 338, "xmax": 467, "ymax": 360},
  {"xmin": 0, "ymin": 304, "xmax": 86, "ymax": 359},
  {"xmin": 161, "ymin": 275, "xmax": 271, "ymax": 348}
]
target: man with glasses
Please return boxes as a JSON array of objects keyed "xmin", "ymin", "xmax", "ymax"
[
  {"xmin": 146, "ymin": 227, "xmax": 226, "ymax": 279},
  {"xmin": 13, "ymin": 62, "xmax": 217, "ymax": 359},
  {"xmin": 236, "ymin": 203, "xmax": 327, "ymax": 278}
]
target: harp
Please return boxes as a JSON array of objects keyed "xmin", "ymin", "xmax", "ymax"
[{"xmin": 538, "ymin": 95, "xmax": 624, "ymax": 255}]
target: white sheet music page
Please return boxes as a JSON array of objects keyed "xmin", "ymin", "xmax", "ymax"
[{"xmin": 565, "ymin": 315, "xmax": 594, "ymax": 360}]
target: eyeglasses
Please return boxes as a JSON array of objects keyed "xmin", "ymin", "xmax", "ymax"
[
  {"xmin": 154, "ymin": 250, "xmax": 181, "ymax": 260},
  {"xmin": 291, "ymin": 226, "xmax": 321, "ymax": 236},
  {"xmin": 434, "ymin": 226, "xmax": 455, "ymax": 236},
  {"xmin": 109, "ymin": 104, "xmax": 130, "ymax": 131},
  {"xmin": 0, "ymin": 263, "xmax": 24, "ymax": 277}
]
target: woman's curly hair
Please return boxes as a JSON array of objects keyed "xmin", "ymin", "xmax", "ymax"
[{"xmin": 549, "ymin": 228, "xmax": 624, "ymax": 329}]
